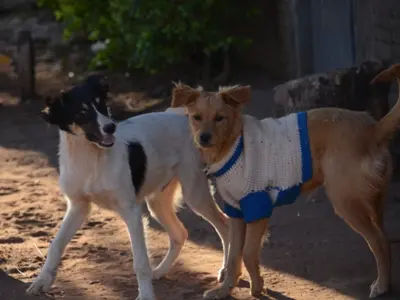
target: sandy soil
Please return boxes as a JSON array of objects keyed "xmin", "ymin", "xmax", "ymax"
[{"xmin": 0, "ymin": 68, "xmax": 399, "ymax": 300}]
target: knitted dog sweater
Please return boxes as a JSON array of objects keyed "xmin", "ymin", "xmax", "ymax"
[{"xmin": 205, "ymin": 112, "xmax": 312, "ymax": 223}]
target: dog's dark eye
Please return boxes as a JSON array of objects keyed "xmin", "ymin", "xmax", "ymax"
[
  {"xmin": 78, "ymin": 111, "xmax": 88, "ymax": 117},
  {"xmin": 215, "ymin": 115, "xmax": 225, "ymax": 122},
  {"xmin": 75, "ymin": 111, "xmax": 89, "ymax": 123},
  {"xmin": 192, "ymin": 114, "xmax": 202, "ymax": 121}
]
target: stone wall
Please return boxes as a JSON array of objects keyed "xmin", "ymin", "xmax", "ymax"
[
  {"xmin": 270, "ymin": 0, "xmax": 400, "ymax": 80},
  {"xmin": 0, "ymin": 12, "xmax": 64, "ymax": 47},
  {"xmin": 298, "ymin": 0, "xmax": 400, "ymax": 66},
  {"xmin": 354, "ymin": 0, "xmax": 400, "ymax": 63},
  {"xmin": 0, "ymin": 1, "xmax": 64, "ymax": 47}
]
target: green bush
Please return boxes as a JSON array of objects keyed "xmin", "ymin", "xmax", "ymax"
[{"xmin": 39, "ymin": 0, "xmax": 258, "ymax": 73}]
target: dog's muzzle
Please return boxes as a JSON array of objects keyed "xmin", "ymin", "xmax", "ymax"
[
  {"xmin": 98, "ymin": 134, "xmax": 115, "ymax": 148},
  {"xmin": 199, "ymin": 132, "xmax": 212, "ymax": 147}
]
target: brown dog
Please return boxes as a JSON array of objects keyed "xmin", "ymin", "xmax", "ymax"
[{"xmin": 170, "ymin": 64, "xmax": 400, "ymax": 299}]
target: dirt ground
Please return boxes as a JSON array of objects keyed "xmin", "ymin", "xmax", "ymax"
[{"xmin": 0, "ymin": 66, "xmax": 399, "ymax": 300}]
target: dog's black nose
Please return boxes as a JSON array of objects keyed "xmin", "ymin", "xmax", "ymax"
[
  {"xmin": 199, "ymin": 132, "xmax": 212, "ymax": 145},
  {"xmin": 103, "ymin": 123, "xmax": 116, "ymax": 134}
]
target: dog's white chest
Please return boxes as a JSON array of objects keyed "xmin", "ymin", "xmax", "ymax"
[
  {"xmin": 58, "ymin": 134, "xmax": 130, "ymax": 208},
  {"xmin": 59, "ymin": 162, "xmax": 126, "ymax": 209}
]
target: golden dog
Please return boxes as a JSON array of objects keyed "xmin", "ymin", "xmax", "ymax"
[{"xmin": 170, "ymin": 64, "xmax": 400, "ymax": 299}]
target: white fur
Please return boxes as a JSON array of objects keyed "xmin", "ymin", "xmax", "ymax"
[
  {"xmin": 94, "ymin": 105, "xmax": 114, "ymax": 135},
  {"xmin": 27, "ymin": 111, "xmax": 229, "ymax": 300}
]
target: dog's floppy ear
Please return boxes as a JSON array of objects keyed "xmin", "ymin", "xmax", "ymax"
[
  {"xmin": 171, "ymin": 82, "xmax": 201, "ymax": 107},
  {"xmin": 218, "ymin": 85, "xmax": 251, "ymax": 108}
]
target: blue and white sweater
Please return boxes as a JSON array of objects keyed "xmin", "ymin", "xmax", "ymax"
[{"xmin": 205, "ymin": 112, "xmax": 313, "ymax": 223}]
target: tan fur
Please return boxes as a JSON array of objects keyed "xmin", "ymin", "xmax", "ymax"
[
  {"xmin": 203, "ymin": 218, "xmax": 245, "ymax": 299},
  {"xmin": 371, "ymin": 63, "xmax": 400, "ymax": 142},
  {"xmin": 171, "ymin": 64, "xmax": 400, "ymax": 299},
  {"xmin": 69, "ymin": 123, "xmax": 85, "ymax": 136},
  {"xmin": 146, "ymin": 178, "xmax": 189, "ymax": 279},
  {"xmin": 172, "ymin": 85, "xmax": 250, "ymax": 164}
]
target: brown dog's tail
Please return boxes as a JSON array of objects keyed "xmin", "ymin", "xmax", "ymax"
[{"xmin": 371, "ymin": 64, "xmax": 400, "ymax": 143}]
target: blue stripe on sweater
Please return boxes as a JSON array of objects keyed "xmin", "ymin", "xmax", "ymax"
[
  {"xmin": 210, "ymin": 136, "xmax": 244, "ymax": 178},
  {"xmin": 297, "ymin": 112, "xmax": 313, "ymax": 183}
]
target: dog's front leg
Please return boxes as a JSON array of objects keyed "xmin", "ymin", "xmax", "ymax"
[
  {"xmin": 243, "ymin": 218, "xmax": 268, "ymax": 297},
  {"xmin": 27, "ymin": 198, "xmax": 90, "ymax": 295},
  {"xmin": 118, "ymin": 201, "xmax": 156, "ymax": 300},
  {"xmin": 203, "ymin": 218, "xmax": 245, "ymax": 299}
]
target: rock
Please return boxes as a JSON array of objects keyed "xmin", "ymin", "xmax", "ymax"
[
  {"xmin": 149, "ymin": 84, "xmax": 169, "ymax": 99},
  {"xmin": 246, "ymin": 89, "xmax": 277, "ymax": 119},
  {"xmin": 0, "ymin": 237, "xmax": 25, "ymax": 244},
  {"xmin": 273, "ymin": 60, "xmax": 391, "ymax": 120},
  {"xmin": 0, "ymin": 13, "xmax": 64, "ymax": 46}
]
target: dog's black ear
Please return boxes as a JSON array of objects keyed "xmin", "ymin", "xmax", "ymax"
[
  {"xmin": 218, "ymin": 85, "xmax": 251, "ymax": 108},
  {"xmin": 86, "ymin": 74, "xmax": 109, "ymax": 95},
  {"xmin": 40, "ymin": 96, "xmax": 53, "ymax": 123},
  {"xmin": 40, "ymin": 95, "xmax": 65, "ymax": 124},
  {"xmin": 40, "ymin": 106, "xmax": 53, "ymax": 124},
  {"xmin": 44, "ymin": 96, "xmax": 53, "ymax": 106}
]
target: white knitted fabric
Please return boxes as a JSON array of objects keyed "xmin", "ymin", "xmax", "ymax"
[{"xmin": 205, "ymin": 112, "xmax": 312, "ymax": 221}]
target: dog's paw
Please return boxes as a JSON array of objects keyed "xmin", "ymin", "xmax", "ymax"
[
  {"xmin": 203, "ymin": 286, "xmax": 231, "ymax": 299},
  {"xmin": 250, "ymin": 275, "xmax": 264, "ymax": 297},
  {"xmin": 151, "ymin": 266, "xmax": 167, "ymax": 280},
  {"xmin": 26, "ymin": 271, "xmax": 55, "ymax": 295},
  {"xmin": 135, "ymin": 295, "xmax": 157, "ymax": 300},
  {"xmin": 135, "ymin": 285, "xmax": 157, "ymax": 300},
  {"xmin": 217, "ymin": 268, "xmax": 226, "ymax": 283},
  {"xmin": 369, "ymin": 280, "xmax": 389, "ymax": 298}
]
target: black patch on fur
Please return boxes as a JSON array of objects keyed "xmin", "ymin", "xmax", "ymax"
[{"xmin": 127, "ymin": 142, "xmax": 147, "ymax": 194}]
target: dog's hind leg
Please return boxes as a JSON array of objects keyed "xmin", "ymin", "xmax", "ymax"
[
  {"xmin": 27, "ymin": 198, "xmax": 91, "ymax": 295},
  {"xmin": 325, "ymin": 185, "xmax": 391, "ymax": 298},
  {"xmin": 337, "ymin": 203, "xmax": 390, "ymax": 298},
  {"xmin": 323, "ymin": 151, "xmax": 392, "ymax": 298},
  {"xmin": 147, "ymin": 178, "xmax": 188, "ymax": 279}
]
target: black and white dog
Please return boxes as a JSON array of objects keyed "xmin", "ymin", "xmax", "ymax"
[{"xmin": 26, "ymin": 76, "xmax": 229, "ymax": 300}]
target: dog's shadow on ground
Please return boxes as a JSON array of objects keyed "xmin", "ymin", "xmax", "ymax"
[
  {"xmin": 19, "ymin": 246, "xmax": 235, "ymax": 300},
  {"xmin": 0, "ymin": 100, "xmax": 59, "ymax": 168},
  {"xmin": 148, "ymin": 193, "xmax": 400, "ymax": 300},
  {"xmin": 0, "ymin": 270, "xmax": 50, "ymax": 300},
  {"xmin": 231, "ymin": 279, "xmax": 296, "ymax": 300},
  {"xmin": 264, "ymin": 289, "xmax": 296, "ymax": 300}
]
